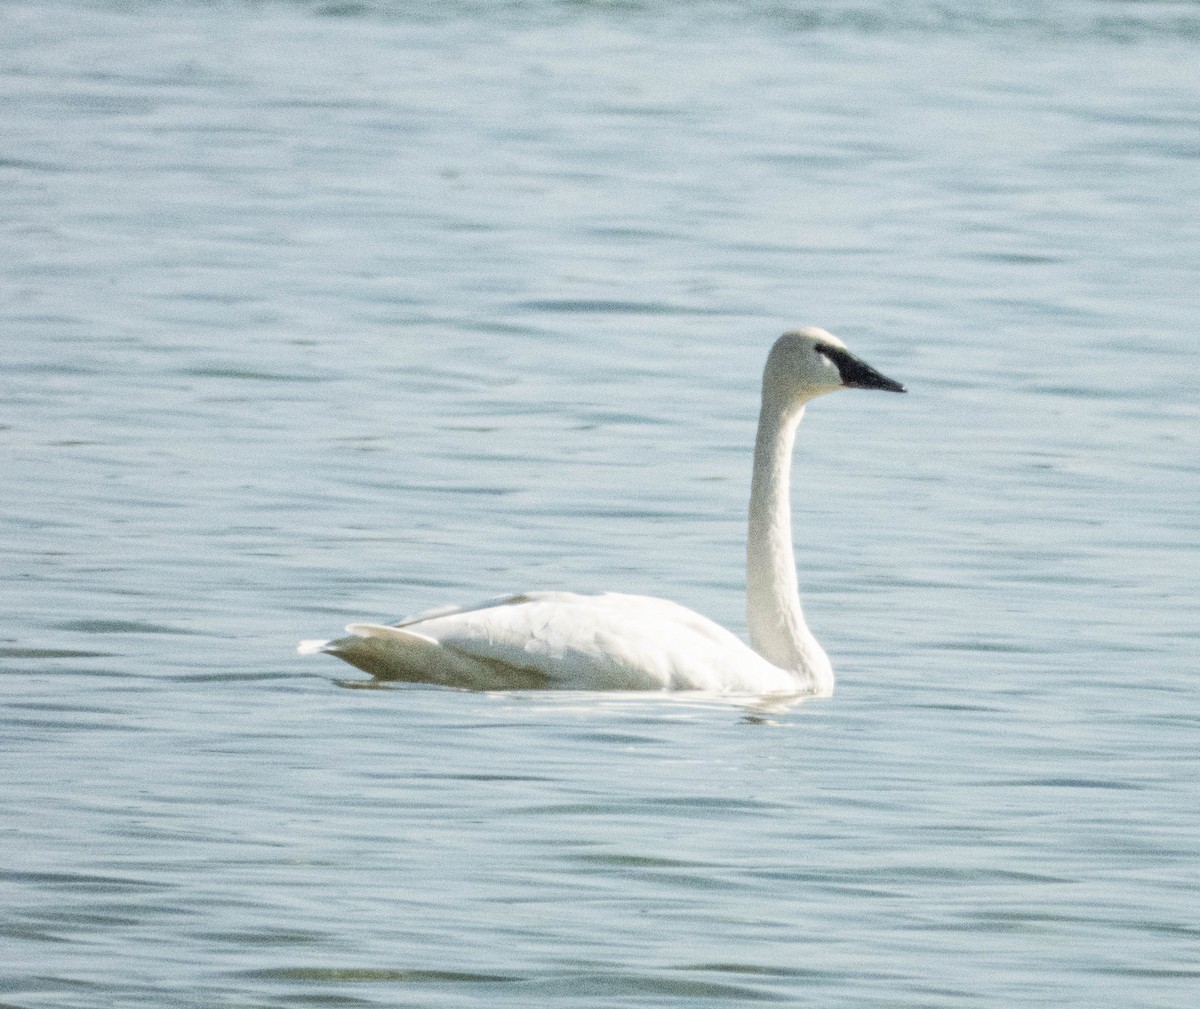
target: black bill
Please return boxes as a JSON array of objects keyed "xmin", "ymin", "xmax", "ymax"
[{"xmin": 820, "ymin": 344, "xmax": 906, "ymax": 393}]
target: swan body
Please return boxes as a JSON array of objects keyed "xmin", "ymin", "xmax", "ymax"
[
  {"xmin": 302, "ymin": 591, "xmax": 802, "ymax": 693},
  {"xmin": 301, "ymin": 328, "xmax": 904, "ymax": 695}
]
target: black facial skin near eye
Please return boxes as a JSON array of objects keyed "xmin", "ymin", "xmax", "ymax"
[{"xmin": 813, "ymin": 342, "xmax": 842, "ymax": 365}]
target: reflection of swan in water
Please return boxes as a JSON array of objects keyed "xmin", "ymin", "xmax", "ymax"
[{"xmin": 300, "ymin": 328, "xmax": 904, "ymax": 695}]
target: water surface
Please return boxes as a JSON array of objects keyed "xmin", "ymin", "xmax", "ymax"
[{"xmin": 2, "ymin": 2, "xmax": 1198, "ymax": 1006}]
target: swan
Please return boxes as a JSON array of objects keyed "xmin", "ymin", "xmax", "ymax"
[{"xmin": 300, "ymin": 328, "xmax": 904, "ymax": 695}]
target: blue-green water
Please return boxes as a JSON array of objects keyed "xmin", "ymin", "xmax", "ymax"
[{"xmin": 2, "ymin": 2, "xmax": 1198, "ymax": 1006}]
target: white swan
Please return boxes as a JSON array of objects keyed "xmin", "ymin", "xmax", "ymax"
[{"xmin": 300, "ymin": 328, "xmax": 904, "ymax": 695}]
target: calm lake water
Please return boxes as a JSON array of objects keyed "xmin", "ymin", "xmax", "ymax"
[{"xmin": 2, "ymin": 1, "xmax": 1198, "ymax": 1006}]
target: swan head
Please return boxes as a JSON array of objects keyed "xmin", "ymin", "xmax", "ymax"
[{"xmin": 764, "ymin": 328, "xmax": 906, "ymax": 406}]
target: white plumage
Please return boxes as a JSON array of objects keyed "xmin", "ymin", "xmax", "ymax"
[{"xmin": 301, "ymin": 328, "xmax": 904, "ymax": 695}]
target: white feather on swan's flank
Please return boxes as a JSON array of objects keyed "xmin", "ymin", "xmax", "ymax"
[{"xmin": 300, "ymin": 328, "xmax": 904, "ymax": 695}]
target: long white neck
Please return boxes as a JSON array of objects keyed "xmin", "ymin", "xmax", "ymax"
[{"xmin": 746, "ymin": 391, "xmax": 834, "ymax": 694}]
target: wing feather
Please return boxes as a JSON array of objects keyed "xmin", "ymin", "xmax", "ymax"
[{"xmin": 400, "ymin": 592, "xmax": 791, "ymax": 691}]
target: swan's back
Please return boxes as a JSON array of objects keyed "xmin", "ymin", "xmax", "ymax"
[{"xmin": 310, "ymin": 591, "xmax": 801, "ymax": 694}]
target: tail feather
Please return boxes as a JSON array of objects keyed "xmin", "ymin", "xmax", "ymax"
[
  {"xmin": 298, "ymin": 622, "xmax": 549, "ymax": 690},
  {"xmin": 311, "ymin": 623, "xmax": 471, "ymax": 683}
]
